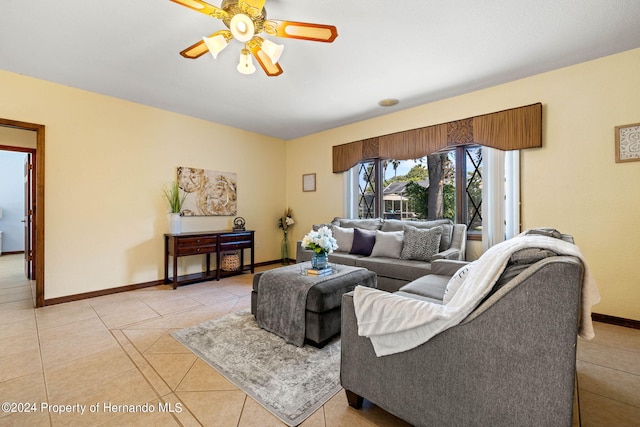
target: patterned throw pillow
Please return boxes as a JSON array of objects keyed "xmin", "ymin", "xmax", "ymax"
[{"xmin": 400, "ymin": 226, "xmax": 443, "ymax": 261}]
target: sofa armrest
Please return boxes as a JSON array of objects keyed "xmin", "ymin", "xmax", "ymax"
[
  {"xmin": 429, "ymin": 259, "xmax": 469, "ymax": 276},
  {"xmin": 431, "ymin": 248, "xmax": 461, "ymax": 261}
]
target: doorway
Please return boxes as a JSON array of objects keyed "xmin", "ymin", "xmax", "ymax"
[{"xmin": 0, "ymin": 118, "xmax": 45, "ymax": 307}]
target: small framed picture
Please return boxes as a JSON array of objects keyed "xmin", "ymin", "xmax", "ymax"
[
  {"xmin": 615, "ymin": 122, "xmax": 640, "ymax": 163},
  {"xmin": 303, "ymin": 173, "xmax": 316, "ymax": 192}
]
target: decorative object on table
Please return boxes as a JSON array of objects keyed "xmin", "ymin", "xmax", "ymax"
[
  {"xmin": 302, "ymin": 226, "xmax": 338, "ymax": 270},
  {"xmin": 615, "ymin": 122, "xmax": 640, "ymax": 163},
  {"xmin": 169, "ymin": 0, "xmax": 338, "ymax": 78},
  {"xmin": 163, "ymin": 181, "xmax": 187, "ymax": 234},
  {"xmin": 302, "ymin": 173, "xmax": 316, "ymax": 192},
  {"xmin": 278, "ymin": 208, "xmax": 295, "ymax": 265},
  {"xmin": 177, "ymin": 166, "xmax": 237, "ymax": 216},
  {"xmin": 171, "ymin": 312, "xmax": 341, "ymax": 427},
  {"xmin": 220, "ymin": 251, "xmax": 241, "ymax": 271},
  {"xmin": 306, "ymin": 266, "xmax": 332, "ymax": 276},
  {"xmin": 232, "ymin": 216, "xmax": 246, "ymax": 231}
]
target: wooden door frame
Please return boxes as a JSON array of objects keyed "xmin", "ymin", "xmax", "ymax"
[{"xmin": 0, "ymin": 118, "xmax": 45, "ymax": 307}]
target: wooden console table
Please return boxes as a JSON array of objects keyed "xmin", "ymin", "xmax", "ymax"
[{"xmin": 164, "ymin": 230, "xmax": 254, "ymax": 289}]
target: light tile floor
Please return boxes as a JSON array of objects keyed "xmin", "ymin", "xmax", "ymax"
[{"xmin": 1, "ymin": 253, "xmax": 639, "ymax": 426}]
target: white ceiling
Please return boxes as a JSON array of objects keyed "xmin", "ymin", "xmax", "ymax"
[{"xmin": 2, "ymin": 1, "xmax": 640, "ymax": 140}]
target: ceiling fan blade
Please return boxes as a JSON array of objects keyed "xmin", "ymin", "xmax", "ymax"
[
  {"xmin": 248, "ymin": 41, "xmax": 283, "ymax": 77},
  {"xmin": 263, "ymin": 20, "xmax": 338, "ymax": 43},
  {"xmin": 180, "ymin": 39, "xmax": 210, "ymax": 59},
  {"xmin": 170, "ymin": 0, "xmax": 228, "ymax": 19},
  {"xmin": 238, "ymin": 0, "xmax": 267, "ymax": 18}
]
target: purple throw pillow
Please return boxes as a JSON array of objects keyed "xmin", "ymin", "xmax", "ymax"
[{"xmin": 349, "ymin": 228, "xmax": 377, "ymax": 256}]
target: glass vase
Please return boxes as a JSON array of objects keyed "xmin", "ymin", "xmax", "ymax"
[
  {"xmin": 281, "ymin": 230, "xmax": 290, "ymax": 265},
  {"xmin": 311, "ymin": 251, "xmax": 328, "ymax": 270}
]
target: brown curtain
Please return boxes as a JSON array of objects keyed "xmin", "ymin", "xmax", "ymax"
[{"xmin": 332, "ymin": 103, "xmax": 541, "ymax": 173}]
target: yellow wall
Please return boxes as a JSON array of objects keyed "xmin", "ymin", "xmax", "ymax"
[
  {"xmin": 0, "ymin": 70, "xmax": 285, "ymax": 299},
  {"xmin": 287, "ymin": 48, "xmax": 640, "ymax": 321}
]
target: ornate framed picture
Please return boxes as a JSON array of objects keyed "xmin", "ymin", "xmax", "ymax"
[
  {"xmin": 303, "ymin": 173, "xmax": 316, "ymax": 192},
  {"xmin": 615, "ymin": 122, "xmax": 640, "ymax": 163}
]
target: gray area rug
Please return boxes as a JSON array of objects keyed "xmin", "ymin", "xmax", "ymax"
[{"xmin": 171, "ymin": 312, "xmax": 341, "ymax": 426}]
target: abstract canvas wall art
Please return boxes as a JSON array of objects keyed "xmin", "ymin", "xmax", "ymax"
[{"xmin": 177, "ymin": 167, "xmax": 237, "ymax": 216}]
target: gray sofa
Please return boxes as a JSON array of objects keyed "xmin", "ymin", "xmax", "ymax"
[
  {"xmin": 296, "ymin": 217, "xmax": 467, "ymax": 292},
  {"xmin": 340, "ymin": 240, "xmax": 583, "ymax": 426}
]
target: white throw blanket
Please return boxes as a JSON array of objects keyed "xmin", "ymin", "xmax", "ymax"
[{"xmin": 353, "ymin": 234, "xmax": 601, "ymax": 357}]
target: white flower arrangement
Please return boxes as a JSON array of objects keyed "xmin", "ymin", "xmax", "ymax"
[
  {"xmin": 278, "ymin": 208, "xmax": 295, "ymax": 231},
  {"xmin": 301, "ymin": 226, "xmax": 339, "ymax": 254}
]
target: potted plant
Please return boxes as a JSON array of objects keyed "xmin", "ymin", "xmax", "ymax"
[{"xmin": 163, "ymin": 181, "xmax": 187, "ymax": 234}]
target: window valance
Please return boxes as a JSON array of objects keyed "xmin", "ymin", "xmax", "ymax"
[{"xmin": 332, "ymin": 103, "xmax": 541, "ymax": 173}]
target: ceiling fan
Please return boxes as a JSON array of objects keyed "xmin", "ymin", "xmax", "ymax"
[{"xmin": 170, "ymin": 0, "xmax": 338, "ymax": 76}]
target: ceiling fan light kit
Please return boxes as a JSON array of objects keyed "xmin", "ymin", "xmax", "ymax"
[
  {"xmin": 202, "ymin": 30, "xmax": 232, "ymax": 59},
  {"xmin": 171, "ymin": 0, "xmax": 338, "ymax": 76},
  {"xmin": 237, "ymin": 48, "xmax": 256, "ymax": 74}
]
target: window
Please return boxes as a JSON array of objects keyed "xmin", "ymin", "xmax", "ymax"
[{"xmin": 348, "ymin": 146, "xmax": 483, "ymax": 236}]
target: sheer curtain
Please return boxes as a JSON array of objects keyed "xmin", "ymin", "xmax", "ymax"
[{"xmin": 481, "ymin": 147, "xmax": 520, "ymax": 251}]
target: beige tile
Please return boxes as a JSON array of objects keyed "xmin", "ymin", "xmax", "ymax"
[
  {"xmin": 579, "ymin": 389, "xmax": 640, "ymax": 427},
  {"xmin": 0, "ymin": 372, "xmax": 47, "ymax": 413},
  {"xmin": 177, "ymin": 359, "xmax": 238, "ymax": 392},
  {"xmin": 40, "ymin": 330, "xmax": 120, "ymax": 368},
  {"xmin": 45, "ymin": 347, "xmax": 135, "ymax": 400},
  {"xmin": 99, "ymin": 398, "xmax": 181, "ymax": 427},
  {"xmin": 121, "ymin": 328, "xmax": 169, "ymax": 353},
  {"xmin": 145, "ymin": 353, "xmax": 197, "ymax": 390},
  {"xmin": 0, "ymin": 316, "xmax": 36, "ymax": 340},
  {"xmin": 238, "ymin": 397, "xmax": 287, "ymax": 427},
  {"xmin": 577, "ymin": 340, "xmax": 640, "ymax": 375},
  {"xmin": 137, "ymin": 362, "xmax": 173, "ymax": 397},
  {"xmin": 136, "ymin": 293, "xmax": 204, "ymax": 316},
  {"xmin": 177, "ymin": 390, "xmax": 246, "ymax": 426},
  {"xmin": 587, "ymin": 321, "xmax": 640, "ymax": 353},
  {"xmin": 161, "ymin": 393, "xmax": 202, "ymax": 427},
  {"xmin": 0, "ymin": 349, "xmax": 42, "ymax": 383},
  {"xmin": 35, "ymin": 299, "xmax": 98, "ymax": 330},
  {"xmin": 0, "ymin": 330, "xmax": 40, "ymax": 356},
  {"xmin": 577, "ymin": 360, "xmax": 640, "ymax": 407},
  {"xmin": 99, "ymin": 303, "xmax": 161, "ymax": 329},
  {"xmin": 0, "ymin": 410, "xmax": 50, "ymax": 426},
  {"xmin": 143, "ymin": 330, "xmax": 192, "ymax": 354},
  {"xmin": 0, "ymin": 300, "xmax": 34, "ymax": 324},
  {"xmin": 48, "ymin": 368, "xmax": 158, "ymax": 426},
  {"xmin": 183, "ymin": 287, "xmax": 239, "ymax": 306}
]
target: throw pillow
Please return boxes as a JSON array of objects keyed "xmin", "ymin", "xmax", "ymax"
[
  {"xmin": 370, "ymin": 230, "xmax": 404, "ymax": 258},
  {"xmin": 400, "ymin": 226, "xmax": 443, "ymax": 261},
  {"xmin": 349, "ymin": 228, "xmax": 377, "ymax": 256},
  {"xmin": 331, "ymin": 225, "xmax": 354, "ymax": 253},
  {"xmin": 443, "ymin": 262, "xmax": 474, "ymax": 304}
]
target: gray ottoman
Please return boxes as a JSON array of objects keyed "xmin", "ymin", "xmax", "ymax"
[{"xmin": 251, "ymin": 265, "xmax": 377, "ymax": 346}]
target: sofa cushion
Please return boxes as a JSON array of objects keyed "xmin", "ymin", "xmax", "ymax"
[
  {"xmin": 399, "ymin": 274, "xmax": 450, "ymax": 300},
  {"xmin": 370, "ymin": 230, "xmax": 404, "ymax": 258},
  {"xmin": 355, "ymin": 257, "xmax": 433, "ymax": 282},
  {"xmin": 332, "ymin": 225, "xmax": 354, "ymax": 253},
  {"xmin": 328, "ymin": 252, "xmax": 362, "ymax": 266},
  {"xmin": 334, "ymin": 217, "xmax": 383, "ymax": 230},
  {"xmin": 350, "ymin": 228, "xmax": 377, "ymax": 256},
  {"xmin": 400, "ymin": 226, "xmax": 443, "ymax": 261},
  {"xmin": 381, "ymin": 219, "xmax": 453, "ymax": 252}
]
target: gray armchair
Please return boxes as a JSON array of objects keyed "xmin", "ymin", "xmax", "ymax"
[{"xmin": 340, "ymin": 254, "xmax": 584, "ymax": 426}]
